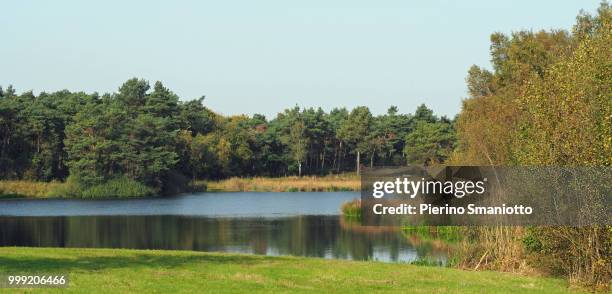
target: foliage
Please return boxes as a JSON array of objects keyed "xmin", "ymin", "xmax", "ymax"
[
  {"xmin": 47, "ymin": 174, "xmax": 154, "ymax": 198},
  {"xmin": 404, "ymin": 119, "xmax": 456, "ymax": 165},
  {"xmin": 451, "ymin": 2, "xmax": 611, "ymax": 289},
  {"xmin": 513, "ymin": 7, "xmax": 612, "ymax": 166},
  {"xmin": 341, "ymin": 199, "xmax": 361, "ymax": 217},
  {"xmin": 63, "ymin": 79, "xmax": 178, "ymax": 190},
  {"xmin": 452, "ymin": 30, "xmax": 573, "ymax": 165},
  {"xmin": 78, "ymin": 176, "xmax": 155, "ymax": 198},
  {"xmin": 1, "ymin": 80, "xmax": 453, "ymax": 196}
]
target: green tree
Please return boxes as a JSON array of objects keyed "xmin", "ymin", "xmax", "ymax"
[
  {"xmin": 338, "ymin": 106, "xmax": 372, "ymax": 174},
  {"xmin": 289, "ymin": 120, "xmax": 307, "ymax": 176},
  {"xmin": 3, "ymin": 79, "xmax": 454, "ymax": 189},
  {"xmin": 404, "ymin": 121, "xmax": 455, "ymax": 165},
  {"xmin": 64, "ymin": 79, "xmax": 179, "ymax": 191}
]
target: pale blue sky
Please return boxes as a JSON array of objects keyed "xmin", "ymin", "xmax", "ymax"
[{"xmin": 0, "ymin": 0, "xmax": 602, "ymax": 118}]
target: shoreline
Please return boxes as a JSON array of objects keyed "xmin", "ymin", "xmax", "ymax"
[
  {"xmin": 204, "ymin": 174, "xmax": 360, "ymax": 192},
  {"xmin": 0, "ymin": 174, "xmax": 360, "ymax": 199}
]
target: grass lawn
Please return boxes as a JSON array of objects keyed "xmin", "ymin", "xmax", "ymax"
[{"xmin": 0, "ymin": 247, "xmax": 580, "ymax": 293}]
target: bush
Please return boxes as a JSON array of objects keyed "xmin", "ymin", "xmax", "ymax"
[
  {"xmin": 341, "ymin": 199, "xmax": 361, "ymax": 217},
  {"xmin": 48, "ymin": 175, "xmax": 82, "ymax": 198},
  {"xmin": 81, "ymin": 177, "xmax": 154, "ymax": 198},
  {"xmin": 526, "ymin": 227, "xmax": 611, "ymax": 290},
  {"xmin": 49, "ymin": 175, "xmax": 154, "ymax": 198}
]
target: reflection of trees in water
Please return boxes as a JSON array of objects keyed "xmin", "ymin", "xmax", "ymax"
[{"xmin": 0, "ymin": 216, "xmax": 446, "ymax": 262}]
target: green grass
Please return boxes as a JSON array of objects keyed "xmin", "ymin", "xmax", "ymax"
[
  {"xmin": 401, "ymin": 226, "xmax": 464, "ymax": 243},
  {"xmin": 340, "ymin": 199, "xmax": 361, "ymax": 217},
  {"xmin": 46, "ymin": 175, "xmax": 155, "ymax": 199},
  {"xmin": 0, "ymin": 247, "xmax": 582, "ymax": 293}
]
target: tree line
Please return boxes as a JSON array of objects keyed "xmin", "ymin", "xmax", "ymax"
[{"xmin": 0, "ymin": 81, "xmax": 455, "ymax": 192}]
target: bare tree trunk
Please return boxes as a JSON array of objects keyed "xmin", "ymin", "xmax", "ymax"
[
  {"xmin": 332, "ymin": 143, "xmax": 338, "ymax": 172},
  {"xmin": 337, "ymin": 141, "xmax": 343, "ymax": 173},
  {"xmin": 356, "ymin": 151, "xmax": 360, "ymax": 174},
  {"xmin": 321, "ymin": 148, "xmax": 326, "ymax": 172},
  {"xmin": 370, "ymin": 153, "xmax": 374, "ymax": 168},
  {"xmin": 481, "ymin": 145, "xmax": 500, "ymax": 186},
  {"xmin": 298, "ymin": 161, "xmax": 302, "ymax": 177}
]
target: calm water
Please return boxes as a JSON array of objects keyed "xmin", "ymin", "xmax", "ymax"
[{"xmin": 0, "ymin": 192, "xmax": 448, "ymax": 263}]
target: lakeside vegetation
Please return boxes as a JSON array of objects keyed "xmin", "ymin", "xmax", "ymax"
[
  {"xmin": 340, "ymin": 4, "xmax": 612, "ymax": 290},
  {"xmin": 0, "ymin": 179, "xmax": 155, "ymax": 199},
  {"xmin": 340, "ymin": 199, "xmax": 361, "ymax": 218},
  {"xmin": 205, "ymin": 174, "xmax": 360, "ymax": 192},
  {"xmin": 0, "ymin": 174, "xmax": 359, "ymax": 198},
  {"xmin": 0, "ymin": 80, "xmax": 453, "ymax": 198},
  {"xmin": 0, "ymin": 180, "xmax": 62, "ymax": 199},
  {"xmin": 0, "ymin": 247, "xmax": 582, "ymax": 293},
  {"xmin": 447, "ymin": 2, "xmax": 611, "ymax": 290}
]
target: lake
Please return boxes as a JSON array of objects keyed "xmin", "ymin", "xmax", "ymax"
[{"xmin": 0, "ymin": 192, "xmax": 448, "ymax": 263}]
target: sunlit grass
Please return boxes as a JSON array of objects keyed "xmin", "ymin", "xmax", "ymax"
[
  {"xmin": 0, "ymin": 247, "xmax": 582, "ymax": 293},
  {"xmin": 341, "ymin": 199, "xmax": 361, "ymax": 217},
  {"xmin": 0, "ymin": 180, "xmax": 62, "ymax": 199},
  {"xmin": 0, "ymin": 174, "xmax": 360, "ymax": 198},
  {"xmin": 204, "ymin": 173, "xmax": 360, "ymax": 192}
]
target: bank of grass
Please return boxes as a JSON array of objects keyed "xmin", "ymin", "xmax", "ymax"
[
  {"xmin": 340, "ymin": 199, "xmax": 361, "ymax": 217},
  {"xmin": 402, "ymin": 226, "xmax": 464, "ymax": 244},
  {"xmin": 0, "ymin": 180, "xmax": 62, "ymax": 199},
  {"xmin": 204, "ymin": 173, "xmax": 360, "ymax": 192},
  {"xmin": 47, "ymin": 176, "xmax": 155, "ymax": 199},
  {"xmin": 0, "ymin": 247, "xmax": 581, "ymax": 293},
  {"xmin": 0, "ymin": 176, "xmax": 154, "ymax": 199},
  {"xmin": 0, "ymin": 174, "xmax": 359, "ymax": 198}
]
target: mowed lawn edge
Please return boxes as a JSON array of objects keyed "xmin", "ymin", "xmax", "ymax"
[{"xmin": 0, "ymin": 247, "xmax": 581, "ymax": 293}]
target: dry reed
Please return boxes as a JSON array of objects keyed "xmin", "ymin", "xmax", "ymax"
[
  {"xmin": 0, "ymin": 180, "xmax": 62, "ymax": 198},
  {"xmin": 204, "ymin": 174, "xmax": 360, "ymax": 192}
]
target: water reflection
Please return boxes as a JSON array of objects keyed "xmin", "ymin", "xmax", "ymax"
[{"xmin": 0, "ymin": 215, "xmax": 447, "ymax": 263}]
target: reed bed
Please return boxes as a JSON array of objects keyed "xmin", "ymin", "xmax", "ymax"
[
  {"xmin": 204, "ymin": 174, "xmax": 360, "ymax": 192},
  {"xmin": 340, "ymin": 199, "xmax": 361, "ymax": 217},
  {"xmin": 0, "ymin": 180, "xmax": 62, "ymax": 198}
]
